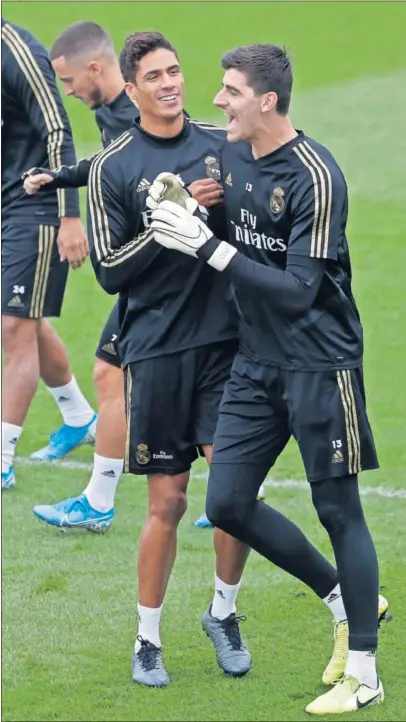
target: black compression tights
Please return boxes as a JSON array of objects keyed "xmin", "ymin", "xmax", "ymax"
[{"xmin": 311, "ymin": 475, "xmax": 379, "ymax": 651}]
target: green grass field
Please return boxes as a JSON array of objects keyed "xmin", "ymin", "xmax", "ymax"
[{"xmin": 2, "ymin": 2, "xmax": 406, "ymax": 720}]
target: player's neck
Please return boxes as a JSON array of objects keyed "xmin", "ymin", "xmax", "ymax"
[
  {"xmin": 103, "ymin": 67, "xmax": 126, "ymax": 105},
  {"xmin": 140, "ymin": 113, "xmax": 185, "ymax": 138},
  {"xmin": 251, "ymin": 117, "xmax": 297, "ymax": 160}
]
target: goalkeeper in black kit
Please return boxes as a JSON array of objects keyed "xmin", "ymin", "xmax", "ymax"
[{"xmin": 149, "ymin": 44, "xmax": 389, "ymax": 715}]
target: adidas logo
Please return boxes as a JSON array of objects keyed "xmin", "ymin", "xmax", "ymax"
[
  {"xmin": 10, "ymin": 437, "xmax": 18, "ymax": 445},
  {"xmin": 101, "ymin": 342, "xmax": 117, "ymax": 355},
  {"xmin": 327, "ymin": 592, "xmax": 340, "ymax": 604},
  {"xmin": 216, "ymin": 589, "xmax": 226, "ymax": 599},
  {"xmin": 57, "ymin": 396, "xmax": 70, "ymax": 402},
  {"xmin": 332, "ymin": 450, "xmax": 344, "ymax": 464},
  {"xmin": 136, "ymin": 178, "xmax": 151, "ymax": 193},
  {"xmin": 101, "ymin": 470, "xmax": 116, "ymax": 477},
  {"xmin": 7, "ymin": 295, "xmax": 24, "ymax": 308},
  {"xmin": 225, "ymin": 173, "xmax": 232, "ymax": 186}
]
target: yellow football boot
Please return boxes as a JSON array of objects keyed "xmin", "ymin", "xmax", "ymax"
[{"xmin": 322, "ymin": 594, "xmax": 390, "ymax": 686}]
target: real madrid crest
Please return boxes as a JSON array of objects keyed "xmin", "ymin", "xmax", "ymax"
[
  {"xmin": 205, "ymin": 156, "xmax": 221, "ymax": 182},
  {"xmin": 135, "ymin": 443, "xmax": 151, "ymax": 465},
  {"xmin": 270, "ymin": 187, "xmax": 285, "ymax": 214}
]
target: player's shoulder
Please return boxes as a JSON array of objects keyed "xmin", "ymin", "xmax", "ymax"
[
  {"xmin": 188, "ymin": 118, "xmax": 227, "ymax": 146},
  {"xmin": 292, "ymin": 133, "xmax": 346, "ymax": 187},
  {"xmin": 90, "ymin": 130, "xmax": 136, "ymax": 174},
  {"xmin": 2, "ymin": 19, "xmax": 48, "ymax": 59}
]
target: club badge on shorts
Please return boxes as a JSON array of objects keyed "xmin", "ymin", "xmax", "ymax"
[
  {"xmin": 135, "ymin": 443, "xmax": 151, "ymax": 465},
  {"xmin": 205, "ymin": 156, "xmax": 221, "ymax": 182},
  {"xmin": 270, "ymin": 187, "xmax": 285, "ymax": 214}
]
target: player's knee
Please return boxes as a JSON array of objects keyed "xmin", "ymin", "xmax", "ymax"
[
  {"xmin": 93, "ymin": 358, "xmax": 123, "ymax": 403},
  {"xmin": 149, "ymin": 484, "xmax": 187, "ymax": 526},
  {"xmin": 206, "ymin": 494, "xmax": 235, "ymax": 529},
  {"xmin": 1, "ymin": 315, "xmax": 38, "ymax": 356},
  {"xmin": 315, "ymin": 501, "xmax": 345, "ymax": 535},
  {"xmin": 312, "ymin": 477, "xmax": 363, "ymax": 536},
  {"xmin": 206, "ymin": 470, "xmax": 250, "ymax": 529}
]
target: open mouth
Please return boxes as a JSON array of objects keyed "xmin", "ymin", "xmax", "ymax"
[
  {"xmin": 225, "ymin": 113, "xmax": 237, "ymax": 131},
  {"xmin": 159, "ymin": 94, "xmax": 179, "ymax": 104}
]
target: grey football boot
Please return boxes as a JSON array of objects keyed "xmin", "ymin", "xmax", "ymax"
[
  {"xmin": 131, "ymin": 637, "xmax": 170, "ymax": 687},
  {"xmin": 202, "ymin": 604, "xmax": 252, "ymax": 676}
]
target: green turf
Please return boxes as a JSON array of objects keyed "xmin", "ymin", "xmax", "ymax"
[{"xmin": 2, "ymin": 2, "xmax": 406, "ymax": 720}]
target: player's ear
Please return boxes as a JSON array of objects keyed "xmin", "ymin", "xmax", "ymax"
[
  {"xmin": 124, "ymin": 81, "xmax": 138, "ymax": 104},
  {"xmin": 260, "ymin": 91, "xmax": 278, "ymax": 114},
  {"xmin": 87, "ymin": 60, "xmax": 102, "ymax": 79}
]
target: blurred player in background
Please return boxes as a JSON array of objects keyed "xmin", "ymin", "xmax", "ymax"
[
  {"xmin": 24, "ymin": 21, "xmax": 137, "ymax": 527},
  {"xmin": 1, "ymin": 19, "xmax": 96, "ymax": 490}
]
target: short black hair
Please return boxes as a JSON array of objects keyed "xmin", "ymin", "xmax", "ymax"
[
  {"xmin": 221, "ymin": 44, "xmax": 292, "ymax": 115},
  {"xmin": 49, "ymin": 21, "xmax": 116, "ymax": 62},
  {"xmin": 119, "ymin": 31, "xmax": 178, "ymax": 83}
]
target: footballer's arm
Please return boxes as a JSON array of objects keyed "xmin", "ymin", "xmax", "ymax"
[
  {"xmin": 23, "ymin": 155, "xmax": 98, "ymax": 191},
  {"xmin": 3, "ymin": 23, "xmax": 80, "ymax": 218},
  {"xmin": 87, "ymin": 159, "xmax": 161, "ymax": 295},
  {"xmin": 156, "ymin": 172, "xmax": 344, "ymax": 315}
]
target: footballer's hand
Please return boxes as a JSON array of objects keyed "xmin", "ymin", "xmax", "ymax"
[
  {"xmin": 151, "ymin": 199, "xmax": 213, "ymax": 257},
  {"xmin": 146, "ymin": 172, "xmax": 190, "ymax": 210},
  {"xmin": 188, "ymin": 178, "xmax": 223, "ymax": 208},
  {"xmin": 57, "ymin": 217, "xmax": 89, "ymax": 269},
  {"xmin": 22, "ymin": 168, "xmax": 54, "ymax": 195}
]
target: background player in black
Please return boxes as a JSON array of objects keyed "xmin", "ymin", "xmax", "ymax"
[
  {"xmin": 150, "ymin": 45, "xmax": 385, "ymax": 714},
  {"xmin": 1, "ymin": 20, "xmax": 96, "ymax": 489},
  {"xmin": 25, "ymin": 22, "xmax": 138, "ymax": 525},
  {"xmin": 85, "ymin": 31, "xmax": 257, "ymax": 689},
  {"xmin": 25, "ymin": 22, "xmax": 225, "ymax": 530}
]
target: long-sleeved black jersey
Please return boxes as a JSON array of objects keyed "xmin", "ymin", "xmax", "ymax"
[
  {"xmin": 1, "ymin": 19, "xmax": 80, "ymax": 222},
  {"xmin": 87, "ymin": 117, "xmax": 237, "ymax": 365},
  {"xmin": 34, "ymin": 89, "xmax": 140, "ymax": 189},
  {"xmin": 198, "ymin": 131, "xmax": 363, "ymax": 371}
]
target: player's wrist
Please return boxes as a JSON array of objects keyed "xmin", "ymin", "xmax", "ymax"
[
  {"xmin": 59, "ymin": 214, "xmax": 81, "ymax": 222},
  {"xmin": 196, "ymin": 236, "xmax": 237, "ymax": 271}
]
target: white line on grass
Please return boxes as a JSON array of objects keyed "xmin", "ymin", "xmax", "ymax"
[{"xmin": 15, "ymin": 456, "xmax": 406, "ymax": 499}]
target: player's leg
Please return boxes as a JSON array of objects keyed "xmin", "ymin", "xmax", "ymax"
[
  {"xmin": 204, "ymin": 355, "xmax": 344, "ymax": 674},
  {"xmin": 30, "ymin": 231, "xmax": 96, "ymax": 461},
  {"xmin": 81, "ymin": 303, "xmax": 126, "ymax": 516},
  {"xmin": 193, "ymin": 342, "xmax": 252, "ymax": 674},
  {"xmin": 1, "ymin": 315, "xmax": 39, "ymax": 488},
  {"xmin": 127, "ymin": 354, "xmax": 198, "ymax": 687},
  {"xmin": 133, "ymin": 469, "xmax": 189, "ymax": 687},
  {"xmin": 195, "ymin": 438, "xmax": 266, "ymax": 528},
  {"xmin": 206, "ymin": 356, "xmax": 337, "ymax": 587},
  {"xmin": 1, "ymin": 224, "xmax": 45, "ymax": 487},
  {"xmin": 32, "ymin": 304, "xmax": 125, "ymax": 532},
  {"xmin": 288, "ymin": 368, "xmax": 385, "ymax": 714}
]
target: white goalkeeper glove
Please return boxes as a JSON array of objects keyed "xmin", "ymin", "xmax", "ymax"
[
  {"xmin": 146, "ymin": 172, "xmax": 189, "ymax": 210},
  {"xmin": 146, "ymin": 172, "xmax": 209, "ymax": 220},
  {"xmin": 151, "ymin": 200, "xmax": 237, "ymax": 270}
]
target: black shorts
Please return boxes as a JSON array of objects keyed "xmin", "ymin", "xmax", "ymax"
[
  {"xmin": 95, "ymin": 302, "xmax": 122, "ymax": 368},
  {"xmin": 211, "ymin": 353, "xmax": 379, "ymax": 483},
  {"xmin": 124, "ymin": 340, "xmax": 238, "ymax": 475},
  {"xmin": 2, "ymin": 222, "xmax": 68, "ymax": 318}
]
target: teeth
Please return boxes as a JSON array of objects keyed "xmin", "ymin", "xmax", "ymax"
[{"xmin": 161, "ymin": 95, "xmax": 177, "ymax": 101}]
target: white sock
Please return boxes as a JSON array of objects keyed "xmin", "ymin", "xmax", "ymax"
[
  {"xmin": 323, "ymin": 583, "xmax": 347, "ymax": 623},
  {"xmin": 47, "ymin": 375, "xmax": 95, "ymax": 427},
  {"xmin": 134, "ymin": 604, "xmax": 162, "ymax": 652},
  {"xmin": 345, "ymin": 649, "xmax": 378, "ymax": 688},
  {"xmin": 211, "ymin": 575, "xmax": 241, "ymax": 620},
  {"xmin": 2, "ymin": 422, "xmax": 23, "ymax": 473},
  {"xmin": 83, "ymin": 454, "xmax": 123, "ymax": 512},
  {"xmin": 257, "ymin": 483, "xmax": 266, "ymax": 499}
]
